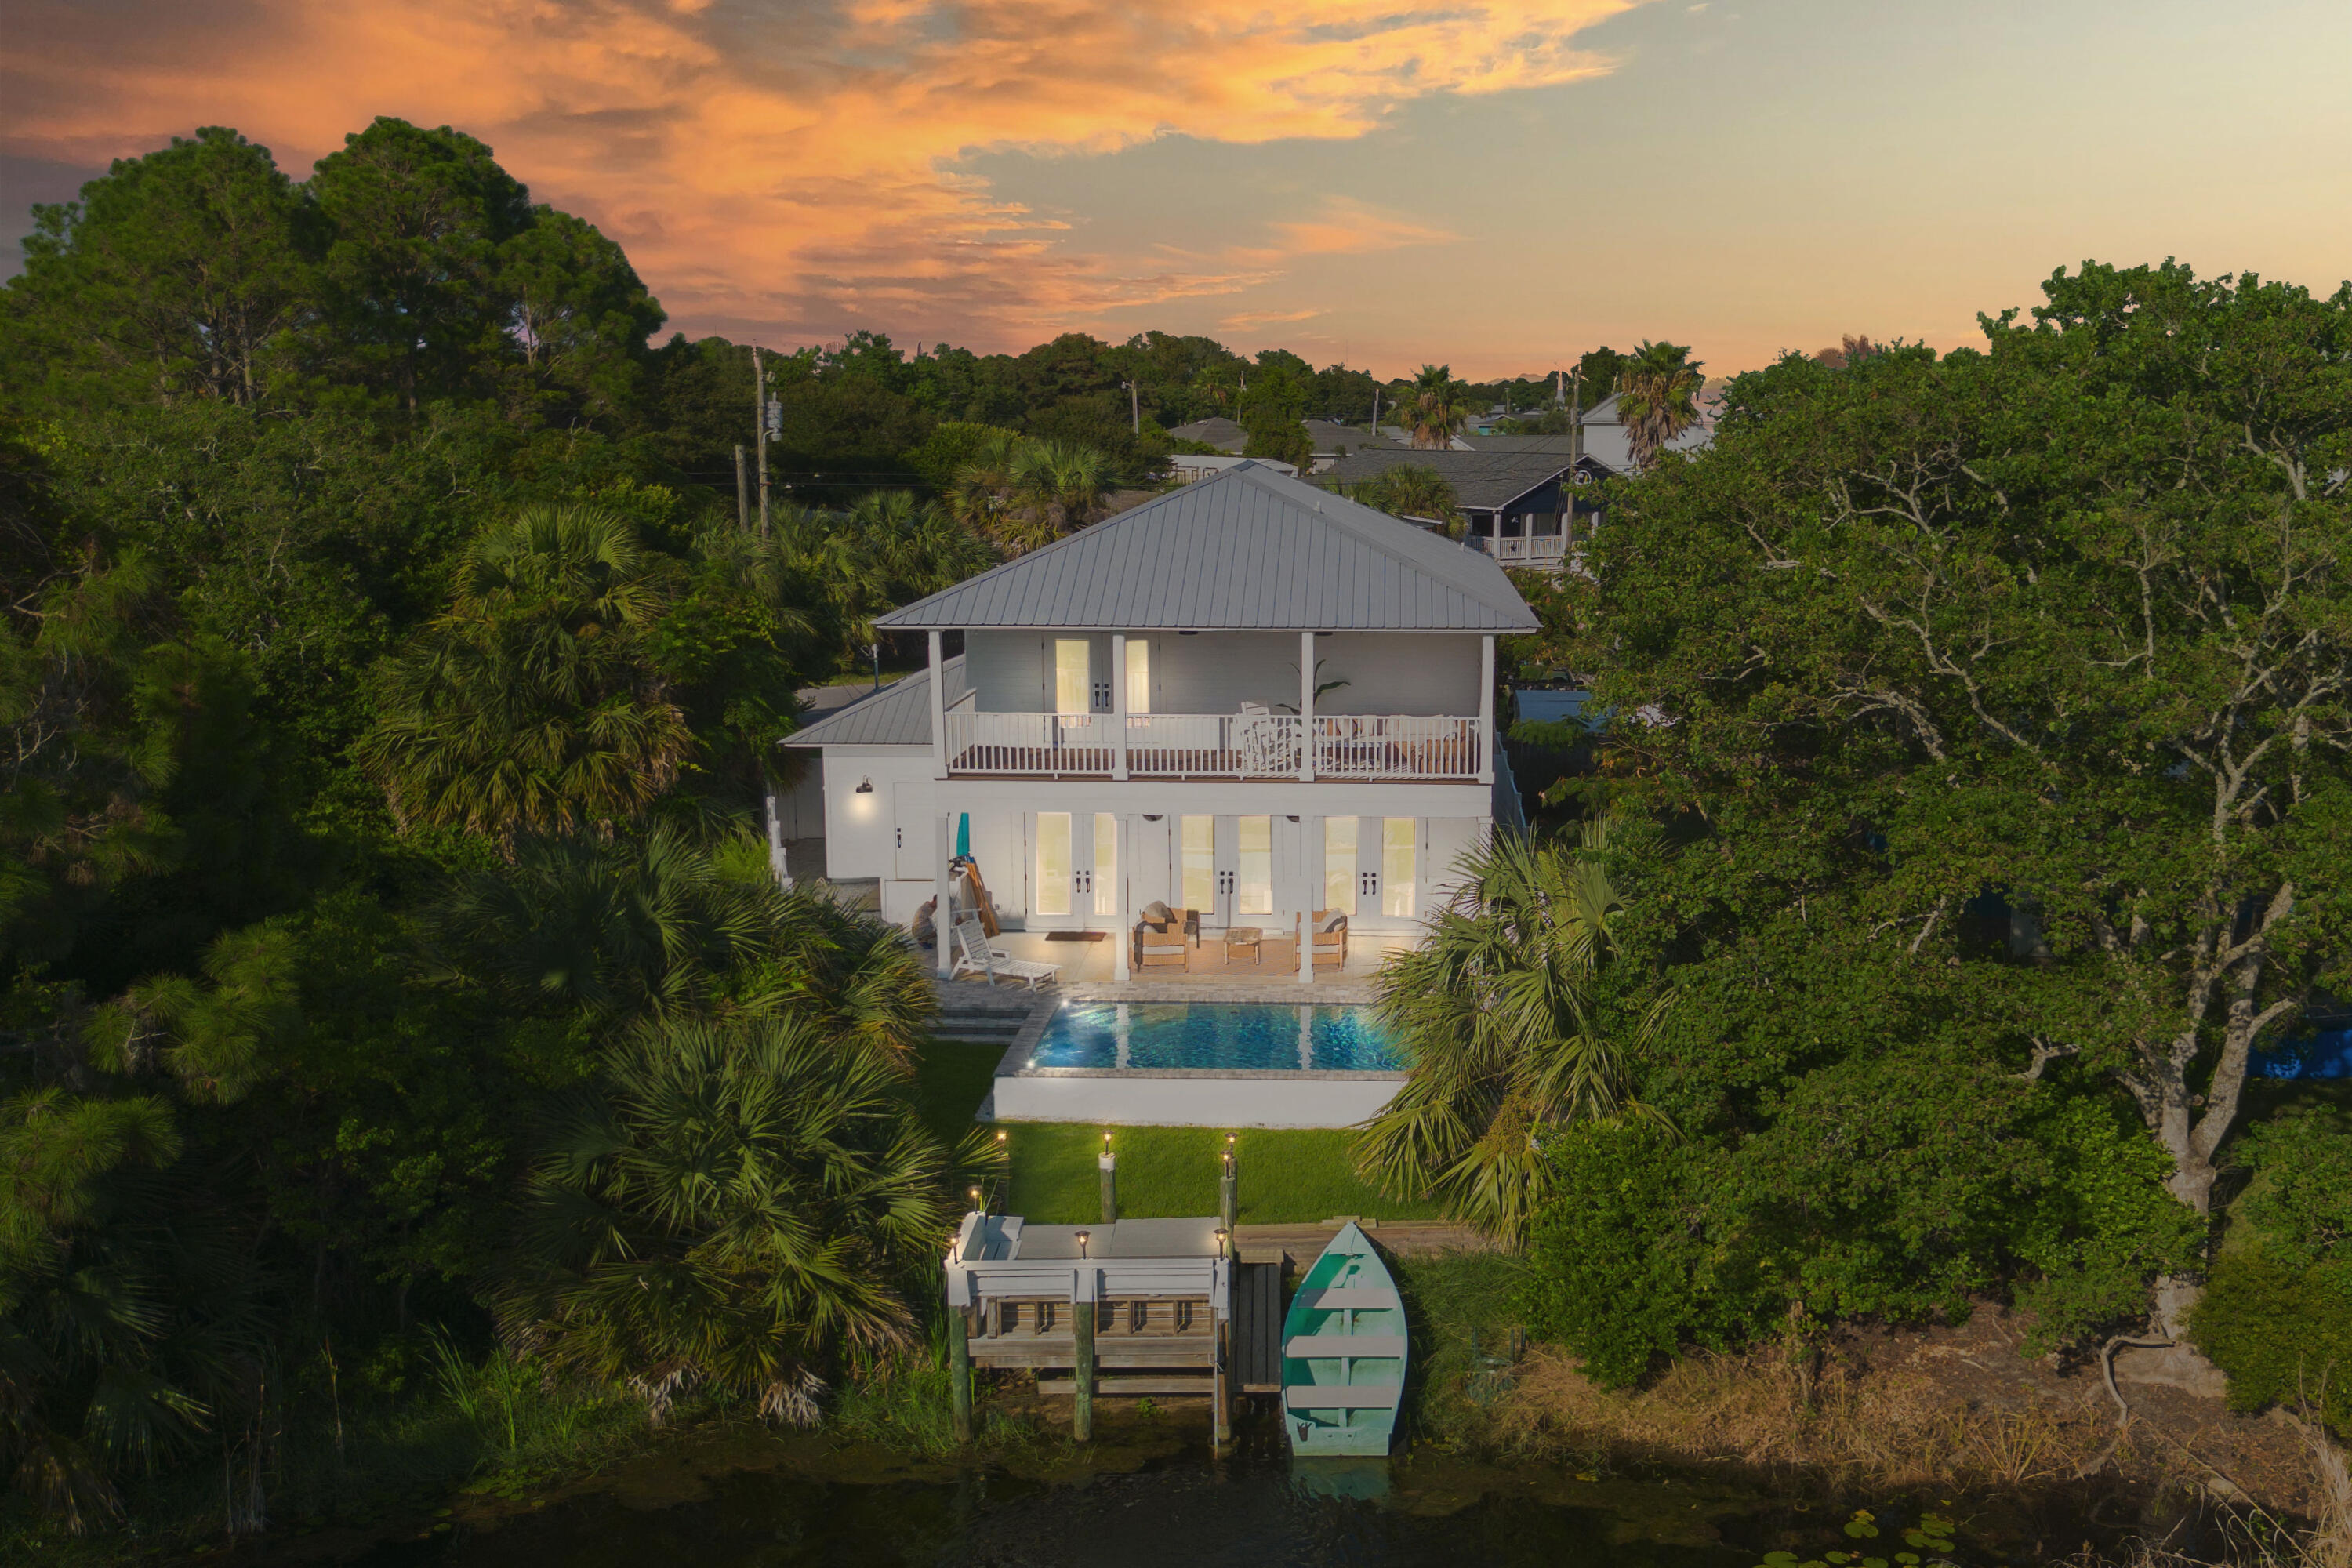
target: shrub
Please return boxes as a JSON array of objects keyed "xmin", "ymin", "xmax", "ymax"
[
  {"xmin": 2190, "ymin": 1107, "xmax": 2352, "ymax": 1435},
  {"xmin": 1523, "ymin": 1123, "xmax": 1760, "ymax": 1386}
]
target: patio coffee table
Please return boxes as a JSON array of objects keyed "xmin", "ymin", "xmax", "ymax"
[{"xmin": 1223, "ymin": 927, "xmax": 1264, "ymax": 963}]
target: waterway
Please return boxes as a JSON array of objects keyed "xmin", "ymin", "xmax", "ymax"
[{"xmin": 339, "ymin": 1417, "xmax": 2130, "ymax": 1567}]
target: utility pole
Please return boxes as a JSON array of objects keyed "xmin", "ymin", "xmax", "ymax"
[
  {"xmin": 733, "ymin": 444, "xmax": 750, "ymax": 532},
  {"xmin": 1121, "ymin": 379, "xmax": 1139, "ymax": 434},
  {"xmin": 1370, "ymin": 384, "xmax": 1380, "ymax": 434},
  {"xmin": 751, "ymin": 344, "xmax": 771, "ymax": 537}
]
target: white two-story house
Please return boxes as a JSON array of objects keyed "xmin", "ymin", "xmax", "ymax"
[{"xmin": 779, "ymin": 462, "xmax": 1537, "ymax": 978}]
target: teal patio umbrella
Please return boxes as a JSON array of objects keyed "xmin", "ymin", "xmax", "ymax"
[{"xmin": 956, "ymin": 813, "xmax": 970, "ymax": 859}]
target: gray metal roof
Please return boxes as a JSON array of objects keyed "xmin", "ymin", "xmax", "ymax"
[
  {"xmin": 1319, "ymin": 448, "xmax": 1582, "ymax": 511},
  {"xmin": 873, "ymin": 463, "xmax": 1536, "ymax": 633},
  {"xmin": 782, "ymin": 659, "xmax": 953, "ymax": 748},
  {"xmin": 1169, "ymin": 416, "xmax": 1246, "ymax": 453}
]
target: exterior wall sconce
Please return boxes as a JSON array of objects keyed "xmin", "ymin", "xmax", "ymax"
[
  {"xmin": 855, "ymin": 777, "xmax": 874, "ymax": 793},
  {"xmin": 1143, "ymin": 814, "xmax": 1163, "ymax": 822}
]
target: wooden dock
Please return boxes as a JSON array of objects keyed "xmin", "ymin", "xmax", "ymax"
[
  {"xmin": 968, "ymin": 1261, "xmax": 1283, "ymax": 1394},
  {"xmin": 1235, "ymin": 1218, "xmax": 1495, "ymax": 1264}
]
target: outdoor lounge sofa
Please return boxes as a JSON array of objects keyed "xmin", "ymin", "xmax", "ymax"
[
  {"xmin": 1309, "ymin": 909, "xmax": 1348, "ymax": 971},
  {"xmin": 1133, "ymin": 902, "xmax": 1198, "ymax": 968}
]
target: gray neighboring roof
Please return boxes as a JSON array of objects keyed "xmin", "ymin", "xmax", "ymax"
[
  {"xmin": 1302, "ymin": 419, "xmax": 1371, "ymax": 455},
  {"xmin": 1320, "ymin": 448, "xmax": 1581, "ymax": 511},
  {"xmin": 1169, "ymin": 416, "xmax": 1246, "ymax": 453},
  {"xmin": 782, "ymin": 659, "xmax": 957, "ymax": 748},
  {"xmin": 873, "ymin": 463, "xmax": 1536, "ymax": 633}
]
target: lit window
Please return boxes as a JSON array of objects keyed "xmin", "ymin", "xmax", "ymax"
[
  {"xmin": 1054, "ymin": 638, "xmax": 1090, "ymax": 714},
  {"xmin": 1323, "ymin": 818, "xmax": 1356, "ymax": 916},
  {"xmin": 1094, "ymin": 814, "xmax": 1118, "ymax": 917},
  {"xmin": 1125, "ymin": 637, "xmax": 1151, "ymax": 715},
  {"xmin": 1381, "ymin": 818, "xmax": 1416, "ymax": 920},
  {"xmin": 1238, "ymin": 815, "xmax": 1272, "ymax": 915},
  {"xmin": 1036, "ymin": 812, "xmax": 1071, "ymax": 916},
  {"xmin": 1181, "ymin": 815, "xmax": 1214, "ymax": 913}
]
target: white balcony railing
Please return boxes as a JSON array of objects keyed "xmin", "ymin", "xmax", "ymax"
[
  {"xmin": 942, "ymin": 712, "xmax": 1481, "ymax": 780},
  {"xmin": 1470, "ymin": 534, "xmax": 1568, "ymax": 564},
  {"xmin": 1312, "ymin": 715, "xmax": 1480, "ymax": 779}
]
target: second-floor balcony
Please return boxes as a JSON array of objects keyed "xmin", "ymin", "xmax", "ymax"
[
  {"xmin": 1468, "ymin": 533, "xmax": 1567, "ymax": 565},
  {"xmin": 943, "ymin": 706, "xmax": 1483, "ymax": 781}
]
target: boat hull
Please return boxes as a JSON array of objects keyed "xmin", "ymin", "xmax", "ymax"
[{"xmin": 1278, "ymin": 1222, "xmax": 1407, "ymax": 1457}]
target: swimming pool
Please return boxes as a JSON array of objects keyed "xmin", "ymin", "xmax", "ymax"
[{"xmin": 1025, "ymin": 1002, "xmax": 1410, "ymax": 1073}]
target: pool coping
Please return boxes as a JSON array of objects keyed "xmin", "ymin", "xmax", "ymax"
[{"xmin": 992, "ymin": 994, "xmax": 1409, "ymax": 1083}]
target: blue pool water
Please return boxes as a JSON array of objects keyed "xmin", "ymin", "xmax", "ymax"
[{"xmin": 1027, "ymin": 1003, "xmax": 1410, "ymax": 1072}]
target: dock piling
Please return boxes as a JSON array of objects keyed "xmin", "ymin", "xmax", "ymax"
[
  {"xmin": 1073, "ymin": 1304, "xmax": 1096, "ymax": 1442},
  {"xmin": 948, "ymin": 1306, "xmax": 973, "ymax": 1444},
  {"xmin": 1218, "ymin": 1136, "xmax": 1238, "ymax": 1238}
]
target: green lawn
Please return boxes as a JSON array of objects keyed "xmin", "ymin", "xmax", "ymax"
[{"xmin": 910, "ymin": 1041, "xmax": 1441, "ymax": 1225}]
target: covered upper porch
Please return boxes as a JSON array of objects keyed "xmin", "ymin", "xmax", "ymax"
[{"xmin": 939, "ymin": 626, "xmax": 1491, "ymax": 783}]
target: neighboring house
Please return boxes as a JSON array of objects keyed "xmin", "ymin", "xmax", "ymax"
[
  {"xmin": 1457, "ymin": 392, "xmax": 1712, "ymax": 475},
  {"xmin": 1176, "ymin": 416, "xmax": 1364, "ymax": 474},
  {"xmin": 1319, "ymin": 447, "xmax": 1587, "ymax": 570},
  {"xmin": 1168, "ymin": 416, "xmax": 1247, "ymax": 453},
  {"xmin": 1301, "ymin": 419, "xmax": 1368, "ymax": 473},
  {"xmin": 781, "ymin": 463, "xmax": 1537, "ymax": 978},
  {"xmin": 1170, "ymin": 452, "xmax": 1297, "ymax": 484}
]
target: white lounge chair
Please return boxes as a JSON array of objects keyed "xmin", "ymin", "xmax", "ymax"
[{"xmin": 951, "ymin": 919, "xmax": 1060, "ymax": 991}]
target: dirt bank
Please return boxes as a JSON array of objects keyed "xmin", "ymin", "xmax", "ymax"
[{"xmin": 1472, "ymin": 1301, "xmax": 2334, "ymax": 1519}]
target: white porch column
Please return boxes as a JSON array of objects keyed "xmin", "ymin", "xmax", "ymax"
[
  {"xmin": 1478, "ymin": 634, "xmax": 1497, "ymax": 785},
  {"xmin": 1300, "ymin": 814, "xmax": 1320, "ymax": 985},
  {"xmin": 1111, "ymin": 633, "xmax": 1130, "ymax": 782},
  {"xmin": 1113, "ymin": 813, "xmax": 1132, "ymax": 981},
  {"xmin": 935, "ymin": 811, "xmax": 953, "ymax": 978},
  {"xmin": 928, "ymin": 630, "xmax": 949, "ymax": 781},
  {"xmin": 1298, "ymin": 630, "xmax": 1316, "ymax": 782}
]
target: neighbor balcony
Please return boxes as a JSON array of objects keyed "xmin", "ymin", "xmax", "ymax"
[
  {"xmin": 1468, "ymin": 533, "xmax": 1567, "ymax": 565},
  {"xmin": 942, "ymin": 702, "xmax": 1483, "ymax": 781}
]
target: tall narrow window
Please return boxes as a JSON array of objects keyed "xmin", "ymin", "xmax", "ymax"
[
  {"xmin": 1094, "ymin": 813, "xmax": 1119, "ymax": 917},
  {"xmin": 1125, "ymin": 637, "xmax": 1151, "ymax": 715},
  {"xmin": 1323, "ymin": 817, "xmax": 1357, "ymax": 916},
  {"xmin": 1238, "ymin": 815, "xmax": 1272, "ymax": 915},
  {"xmin": 1181, "ymin": 815, "xmax": 1214, "ymax": 913},
  {"xmin": 1035, "ymin": 811, "xmax": 1072, "ymax": 916},
  {"xmin": 1054, "ymin": 638, "xmax": 1090, "ymax": 714},
  {"xmin": 1381, "ymin": 818, "xmax": 1416, "ymax": 919}
]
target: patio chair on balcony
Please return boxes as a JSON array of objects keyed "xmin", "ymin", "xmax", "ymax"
[
  {"xmin": 1236, "ymin": 702, "xmax": 1296, "ymax": 775},
  {"xmin": 951, "ymin": 919, "xmax": 1060, "ymax": 991},
  {"xmin": 1133, "ymin": 901, "xmax": 1196, "ymax": 968}
]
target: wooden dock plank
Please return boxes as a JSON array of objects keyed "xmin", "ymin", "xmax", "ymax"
[{"xmin": 1236, "ymin": 1261, "xmax": 1282, "ymax": 1392}]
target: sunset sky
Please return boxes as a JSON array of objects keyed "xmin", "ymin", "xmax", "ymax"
[{"xmin": 5, "ymin": 0, "xmax": 2347, "ymax": 379}]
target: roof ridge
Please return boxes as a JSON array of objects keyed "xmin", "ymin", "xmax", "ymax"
[{"xmin": 1236, "ymin": 466, "xmax": 1526, "ymax": 620}]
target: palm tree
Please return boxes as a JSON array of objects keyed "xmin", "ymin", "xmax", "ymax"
[
  {"xmin": 0, "ymin": 1087, "xmax": 263, "ymax": 1531},
  {"xmin": 1354, "ymin": 823, "xmax": 1673, "ymax": 1243},
  {"xmin": 430, "ymin": 822, "xmax": 936, "ymax": 1058},
  {"xmin": 944, "ymin": 430, "xmax": 1022, "ymax": 535},
  {"xmin": 1008, "ymin": 440, "xmax": 1109, "ymax": 547},
  {"xmin": 1617, "ymin": 339, "xmax": 1704, "ymax": 470},
  {"xmin": 493, "ymin": 1010, "xmax": 994, "ymax": 1423},
  {"xmin": 1347, "ymin": 464, "xmax": 1465, "ymax": 536},
  {"xmin": 358, "ymin": 504, "xmax": 692, "ymax": 840},
  {"xmin": 1407, "ymin": 364, "xmax": 1470, "ymax": 450}
]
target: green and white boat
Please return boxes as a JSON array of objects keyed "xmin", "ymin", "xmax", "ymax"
[{"xmin": 1279, "ymin": 1221, "xmax": 1407, "ymax": 1456}]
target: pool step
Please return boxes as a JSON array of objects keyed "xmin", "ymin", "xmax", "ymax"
[{"xmin": 932, "ymin": 996, "xmax": 1040, "ymax": 1047}]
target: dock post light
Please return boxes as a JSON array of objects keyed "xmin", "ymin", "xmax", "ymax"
[{"xmin": 1076, "ymin": 1229, "xmax": 1090, "ymax": 1259}]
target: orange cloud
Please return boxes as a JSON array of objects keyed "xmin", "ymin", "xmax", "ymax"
[
  {"xmin": 1, "ymin": 0, "xmax": 1646, "ymax": 345},
  {"xmin": 1266, "ymin": 198, "xmax": 1461, "ymax": 257},
  {"xmin": 1220, "ymin": 307, "xmax": 1325, "ymax": 330}
]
